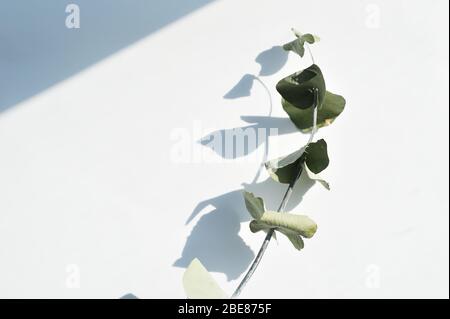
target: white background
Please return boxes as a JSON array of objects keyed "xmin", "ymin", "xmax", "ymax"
[{"xmin": 0, "ymin": 0, "xmax": 448, "ymax": 298}]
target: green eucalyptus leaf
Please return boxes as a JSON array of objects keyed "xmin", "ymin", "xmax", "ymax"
[
  {"xmin": 282, "ymin": 91, "xmax": 346, "ymax": 132},
  {"xmin": 183, "ymin": 258, "xmax": 228, "ymax": 299},
  {"xmin": 283, "ymin": 29, "xmax": 320, "ymax": 57},
  {"xmin": 265, "ymin": 139, "xmax": 329, "ymax": 184},
  {"xmin": 249, "ymin": 211, "xmax": 317, "ymax": 239},
  {"xmin": 276, "ymin": 64, "xmax": 326, "ymax": 110},
  {"xmin": 265, "ymin": 146, "xmax": 306, "ymax": 184},
  {"xmin": 283, "ymin": 38, "xmax": 306, "ymax": 57},
  {"xmin": 243, "ymin": 191, "xmax": 265, "ymax": 220},
  {"xmin": 303, "ymin": 139, "xmax": 329, "ymax": 174},
  {"xmin": 301, "ymin": 33, "xmax": 320, "ymax": 44}
]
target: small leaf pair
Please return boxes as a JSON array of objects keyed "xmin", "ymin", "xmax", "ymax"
[
  {"xmin": 265, "ymin": 139, "xmax": 330, "ymax": 189},
  {"xmin": 244, "ymin": 192, "xmax": 318, "ymax": 250},
  {"xmin": 283, "ymin": 28, "xmax": 320, "ymax": 58}
]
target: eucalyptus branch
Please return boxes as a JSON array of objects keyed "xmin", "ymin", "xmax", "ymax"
[
  {"xmin": 231, "ymin": 167, "xmax": 302, "ymax": 298},
  {"xmin": 231, "ymin": 90, "xmax": 319, "ymax": 299},
  {"xmin": 182, "ymin": 30, "xmax": 346, "ymax": 300}
]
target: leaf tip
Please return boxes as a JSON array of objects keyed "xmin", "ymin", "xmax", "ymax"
[{"xmin": 183, "ymin": 258, "xmax": 228, "ymax": 299}]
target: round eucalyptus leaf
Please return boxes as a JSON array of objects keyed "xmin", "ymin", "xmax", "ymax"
[
  {"xmin": 303, "ymin": 139, "xmax": 329, "ymax": 174},
  {"xmin": 282, "ymin": 91, "xmax": 346, "ymax": 132},
  {"xmin": 276, "ymin": 64, "xmax": 326, "ymax": 110}
]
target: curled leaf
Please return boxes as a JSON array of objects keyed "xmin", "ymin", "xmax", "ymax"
[
  {"xmin": 265, "ymin": 139, "xmax": 329, "ymax": 184},
  {"xmin": 276, "ymin": 64, "xmax": 326, "ymax": 110},
  {"xmin": 243, "ymin": 191, "xmax": 265, "ymax": 220},
  {"xmin": 265, "ymin": 147, "xmax": 306, "ymax": 184},
  {"xmin": 183, "ymin": 258, "xmax": 228, "ymax": 299},
  {"xmin": 249, "ymin": 211, "xmax": 317, "ymax": 250},
  {"xmin": 282, "ymin": 91, "xmax": 346, "ymax": 132},
  {"xmin": 256, "ymin": 212, "xmax": 317, "ymax": 238}
]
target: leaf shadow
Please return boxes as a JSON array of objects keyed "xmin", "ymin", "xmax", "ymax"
[
  {"xmin": 173, "ymin": 174, "xmax": 314, "ymax": 281},
  {"xmin": 255, "ymin": 46, "xmax": 289, "ymax": 77},
  {"xmin": 223, "ymin": 46, "xmax": 288, "ymax": 100},
  {"xmin": 223, "ymin": 74, "xmax": 256, "ymax": 99},
  {"xmin": 198, "ymin": 116, "xmax": 297, "ymax": 160}
]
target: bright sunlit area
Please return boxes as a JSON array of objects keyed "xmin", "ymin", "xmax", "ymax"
[{"xmin": 0, "ymin": 0, "xmax": 448, "ymax": 301}]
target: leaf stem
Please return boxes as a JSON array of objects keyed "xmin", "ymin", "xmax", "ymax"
[
  {"xmin": 231, "ymin": 169, "xmax": 301, "ymax": 299},
  {"xmin": 249, "ymin": 76, "xmax": 273, "ymax": 185},
  {"xmin": 232, "ymin": 90, "xmax": 319, "ymax": 299},
  {"xmin": 253, "ymin": 76, "xmax": 273, "ymax": 117},
  {"xmin": 306, "ymin": 44, "xmax": 315, "ymax": 64}
]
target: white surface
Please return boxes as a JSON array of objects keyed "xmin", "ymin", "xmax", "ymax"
[{"xmin": 0, "ymin": 0, "xmax": 448, "ymax": 298}]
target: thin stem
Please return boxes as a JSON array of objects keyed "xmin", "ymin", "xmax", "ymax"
[
  {"xmin": 232, "ymin": 89, "xmax": 320, "ymax": 299},
  {"xmin": 253, "ymin": 76, "xmax": 273, "ymax": 117},
  {"xmin": 250, "ymin": 76, "xmax": 273, "ymax": 185},
  {"xmin": 306, "ymin": 44, "xmax": 315, "ymax": 64}
]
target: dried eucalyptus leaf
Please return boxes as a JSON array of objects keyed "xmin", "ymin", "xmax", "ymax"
[
  {"xmin": 282, "ymin": 91, "xmax": 346, "ymax": 132},
  {"xmin": 276, "ymin": 64, "xmax": 326, "ymax": 110},
  {"xmin": 251, "ymin": 215, "xmax": 305, "ymax": 249},
  {"xmin": 278, "ymin": 229, "xmax": 305, "ymax": 250},
  {"xmin": 249, "ymin": 211, "xmax": 317, "ymax": 239},
  {"xmin": 183, "ymin": 258, "xmax": 228, "ymax": 299},
  {"xmin": 243, "ymin": 191, "xmax": 265, "ymax": 220},
  {"xmin": 249, "ymin": 220, "xmax": 271, "ymax": 233}
]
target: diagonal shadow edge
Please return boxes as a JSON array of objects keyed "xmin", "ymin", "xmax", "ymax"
[{"xmin": 0, "ymin": 0, "xmax": 217, "ymax": 113}]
